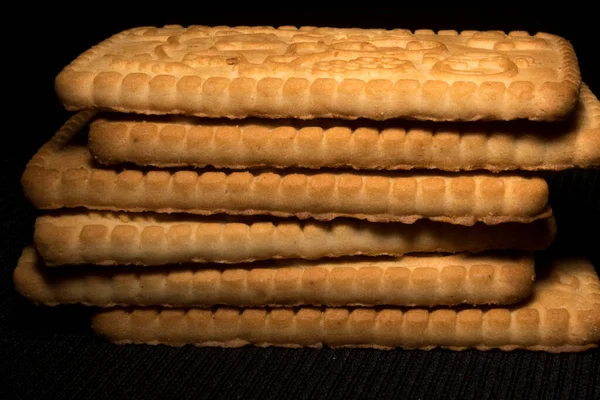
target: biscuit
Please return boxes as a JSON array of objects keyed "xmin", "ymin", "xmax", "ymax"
[
  {"xmin": 13, "ymin": 246, "xmax": 535, "ymax": 307},
  {"xmin": 89, "ymin": 83, "xmax": 600, "ymax": 172},
  {"xmin": 55, "ymin": 25, "xmax": 580, "ymax": 121},
  {"xmin": 22, "ymin": 112, "xmax": 551, "ymax": 225},
  {"xmin": 33, "ymin": 211, "xmax": 556, "ymax": 266},
  {"xmin": 90, "ymin": 256, "xmax": 600, "ymax": 352}
]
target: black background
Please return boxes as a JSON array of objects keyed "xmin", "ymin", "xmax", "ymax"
[{"xmin": 3, "ymin": 6, "xmax": 599, "ymax": 399}]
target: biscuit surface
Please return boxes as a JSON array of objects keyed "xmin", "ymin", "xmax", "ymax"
[
  {"xmin": 90, "ymin": 256, "xmax": 600, "ymax": 352},
  {"xmin": 89, "ymin": 84, "xmax": 600, "ymax": 172},
  {"xmin": 55, "ymin": 25, "xmax": 580, "ymax": 121},
  {"xmin": 22, "ymin": 111, "xmax": 551, "ymax": 225},
  {"xmin": 13, "ymin": 246, "xmax": 535, "ymax": 307},
  {"xmin": 33, "ymin": 211, "xmax": 556, "ymax": 266}
]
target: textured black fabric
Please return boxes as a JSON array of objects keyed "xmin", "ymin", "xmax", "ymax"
[{"xmin": 3, "ymin": 7, "xmax": 600, "ymax": 400}]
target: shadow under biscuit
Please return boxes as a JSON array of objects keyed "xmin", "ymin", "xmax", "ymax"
[{"xmin": 9, "ymin": 295, "xmax": 95, "ymax": 336}]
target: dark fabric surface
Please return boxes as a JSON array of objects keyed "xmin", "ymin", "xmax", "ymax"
[{"xmin": 4, "ymin": 7, "xmax": 600, "ymax": 399}]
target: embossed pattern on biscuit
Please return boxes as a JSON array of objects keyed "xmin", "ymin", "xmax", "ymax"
[
  {"xmin": 55, "ymin": 26, "xmax": 581, "ymax": 121},
  {"xmin": 13, "ymin": 246, "xmax": 535, "ymax": 307},
  {"xmin": 33, "ymin": 211, "xmax": 556, "ymax": 266},
  {"xmin": 22, "ymin": 112, "xmax": 552, "ymax": 225},
  {"xmin": 89, "ymin": 84, "xmax": 600, "ymax": 172},
  {"xmin": 90, "ymin": 257, "xmax": 600, "ymax": 352}
]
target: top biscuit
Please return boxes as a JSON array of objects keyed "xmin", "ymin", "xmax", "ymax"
[{"xmin": 55, "ymin": 25, "xmax": 581, "ymax": 121}]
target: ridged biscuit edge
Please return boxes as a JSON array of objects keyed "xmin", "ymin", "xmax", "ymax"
[
  {"xmin": 22, "ymin": 111, "xmax": 552, "ymax": 226},
  {"xmin": 32, "ymin": 211, "xmax": 557, "ymax": 266},
  {"xmin": 55, "ymin": 26, "xmax": 581, "ymax": 122},
  {"xmin": 13, "ymin": 246, "xmax": 535, "ymax": 307},
  {"xmin": 87, "ymin": 83, "xmax": 600, "ymax": 172},
  {"xmin": 89, "ymin": 256, "xmax": 600, "ymax": 352}
]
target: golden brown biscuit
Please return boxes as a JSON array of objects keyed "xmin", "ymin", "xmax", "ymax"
[
  {"xmin": 89, "ymin": 83, "xmax": 600, "ymax": 172},
  {"xmin": 13, "ymin": 246, "xmax": 535, "ymax": 307},
  {"xmin": 90, "ymin": 256, "xmax": 600, "ymax": 352},
  {"xmin": 55, "ymin": 25, "xmax": 580, "ymax": 121},
  {"xmin": 22, "ymin": 111, "xmax": 551, "ymax": 226},
  {"xmin": 33, "ymin": 211, "xmax": 556, "ymax": 266}
]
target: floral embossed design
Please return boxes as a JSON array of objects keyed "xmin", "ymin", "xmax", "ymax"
[
  {"xmin": 313, "ymin": 57, "xmax": 415, "ymax": 75},
  {"xmin": 431, "ymin": 52, "xmax": 519, "ymax": 79}
]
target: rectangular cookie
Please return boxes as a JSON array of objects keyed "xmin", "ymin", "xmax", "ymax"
[
  {"xmin": 22, "ymin": 112, "xmax": 551, "ymax": 226},
  {"xmin": 14, "ymin": 246, "xmax": 535, "ymax": 307},
  {"xmin": 55, "ymin": 25, "xmax": 580, "ymax": 122},
  {"xmin": 88, "ymin": 83, "xmax": 600, "ymax": 172},
  {"xmin": 91, "ymin": 256, "xmax": 600, "ymax": 352},
  {"xmin": 33, "ymin": 211, "xmax": 556, "ymax": 266}
]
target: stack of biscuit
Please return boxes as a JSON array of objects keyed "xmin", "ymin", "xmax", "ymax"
[{"xmin": 14, "ymin": 25, "xmax": 600, "ymax": 352}]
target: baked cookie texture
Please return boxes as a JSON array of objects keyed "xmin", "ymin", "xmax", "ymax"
[
  {"xmin": 21, "ymin": 111, "xmax": 552, "ymax": 225},
  {"xmin": 90, "ymin": 256, "xmax": 600, "ymax": 352},
  {"xmin": 55, "ymin": 25, "xmax": 581, "ymax": 122},
  {"xmin": 14, "ymin": 24, "xmax": 597, "ymax": 354},
  {"xmin": 88, "ymin": 83, "xmax": 600, "ymax": 172},
  {"xmin": 32, "ymin": 211, "xmax": 556, "ymax": 266},
  {"xmin": 13, "ymin": 246, "xmax": 535, "ymax": 307}
]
